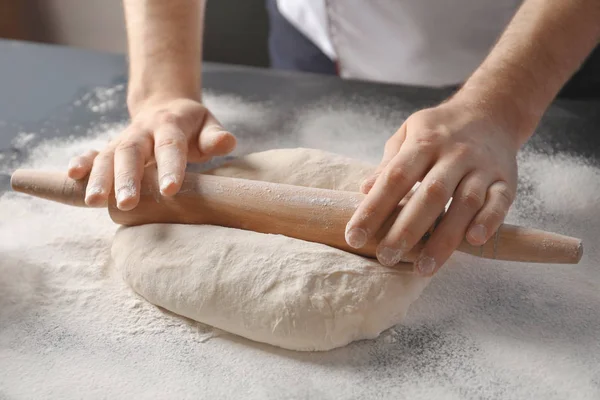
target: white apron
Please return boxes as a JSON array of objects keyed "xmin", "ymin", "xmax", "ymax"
[{"xmin": 277, "ymin": 0, "xmax": 522, "ymax": 87}]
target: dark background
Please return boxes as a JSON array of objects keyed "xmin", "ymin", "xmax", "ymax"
[
  {"xmin": 0, "ymin": 0, "xmax": 598, "ymax": 96},
  {"xmin": 0, "ymin": 0, "xmax": 271, "ymax": 67},
  {"xmin": 204, "ymin": 0, "xmax": 270, "ymax": 67}
]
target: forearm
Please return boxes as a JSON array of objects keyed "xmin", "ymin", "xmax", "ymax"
[
  {"xmin": 455, "ymin": 0, "xmax": 600, "ymax": 145},
  {"xmin": 124, "ymin": 0, "xmax": 204, "ymax": 113}
]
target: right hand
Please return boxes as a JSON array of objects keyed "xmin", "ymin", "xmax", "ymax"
[{"xmin": 67, "ymin": 97, "xmax": 236, "ymax": 210}]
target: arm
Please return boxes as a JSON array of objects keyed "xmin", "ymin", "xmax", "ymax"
[
  {"xmin": 68, "ymin": 0, "xmax": 236, "ymax": 211},
  {"xmin": 125, "ymin": 0, "xmax": 203, "ymax": 113},
  {"xmin": 456, "ymin": 0, "xmax": 600, "ymax": 144},
  {"xmin": 346, "ymin": 0, "xmax": 600, "ymax": 275}
]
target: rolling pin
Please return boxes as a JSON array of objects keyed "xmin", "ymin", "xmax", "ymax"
[{"xmin": 10, "ymin": 167, "xmax": 583, "ymax": 264}]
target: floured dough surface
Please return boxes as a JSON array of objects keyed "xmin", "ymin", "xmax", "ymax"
[{"xmin": 112, "ymin": 148, "xmax": 430, "ymax": 351}]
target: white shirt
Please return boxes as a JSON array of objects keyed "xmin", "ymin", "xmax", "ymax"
[{"xmin": 276, "ymin": 0, "xmax": 522, "ymax": 87}]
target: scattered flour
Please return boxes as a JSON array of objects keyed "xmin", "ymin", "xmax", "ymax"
[
  {"xmin": 286, "ymin": 100, "xmax": 408, "ymax": 163},
  {"xmin": 203, "ymin": 91, "xmax": 277, "ymax": 142},
  {"xmin": 73, "ymin": 84, "xmax": 125, "ymax": 113},
  {"xmin": 11, "ymin": 132, "xmax": 37, "ymax": 148},
  {"xmin": 1, "ymin": 85, "xmax": 599, "ymax": 399}
]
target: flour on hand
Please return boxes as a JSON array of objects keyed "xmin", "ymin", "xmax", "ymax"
[{"xmin": 111, "ymin": 148, "xmax": 430, "ymax": 351}]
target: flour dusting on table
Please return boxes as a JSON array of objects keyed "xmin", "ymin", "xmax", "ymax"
[{"xmin": 1, "ymin": 88, "xmax": 599, "ymax": 399}]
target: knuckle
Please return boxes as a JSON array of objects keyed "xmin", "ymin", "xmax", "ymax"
[
  {"xmin": 424, "ymin": 179, "xmax": 451, "ymax": 203},
  {"xmin": 156, "ymin": 111, "xmax": 180, "ymax": 126},
  {"xmin": 452, "ymin": 143, "xmax": 475, "ymax": 161},
  {"xmin": 413, "ymin": 137, "xmax": 437, "ymax": 152},
  {"xmin": 460, "ymin": 189, "xmax": 485, "ymax": 210},
  {"xmin": 406, "ymin": 110, "xmax": 429, "ymax": 126},
  {"xmin": 382, "ymin": 166, "xmax": 410, "ymax": 185},
  {"xmin": 493, "ymin": 182, "xmax": 514, "ymax": 206},
  {"xmin": 412, "ymin": 128, "xmax": 447, "ymax": 151},
  {"xmin": 485, "ymin": 206, "xmax": 507, "ymax": 224},
  {"xmin": 116, "ymin": 140, "xmax": 142, "ymax": 154},
  {"xmin": 155, "ymin": 136, "xmax": 187, "ymax": 151}
]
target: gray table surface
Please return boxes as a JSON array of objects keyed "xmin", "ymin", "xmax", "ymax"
[{"xmin": 1, "ymin": 40, "xmax": 600, "ymax": 399}]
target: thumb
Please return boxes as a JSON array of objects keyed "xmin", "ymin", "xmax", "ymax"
[
  {"xmin": 197, "ymin": 110, "xmax": 237, "ymax": 158},
  {"xmin": 360, "ymin": 125, "xmax": 406, "ymax": 194},
  {"xmin": 359, "ymin": 155, "xmax": 392, "ymax": 194}
]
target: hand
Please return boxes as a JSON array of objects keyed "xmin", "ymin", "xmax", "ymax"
[
  {"xmin": 345, "ymin": 99, "xmax": 520, "ymax": 276},
  {"xmin": 67, "ymin": 97, "xmax": 236, "ymax": 210}
]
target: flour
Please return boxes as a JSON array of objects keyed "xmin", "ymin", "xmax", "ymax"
[
  {"xmin": 1, "ymin": 86, "xmax": 600, "ymax": 398},
  {"xmin": 73, "ymin": 84, "xmax": 125, "ymax": 113},
  {"xmin": 11, "ymin": 132, "xmax": 37, "ymax": 148},
  {"xmin": 285, "ymin": 100, "xmax": 409, "ymax": 163},
  {"xmin": 203, "ymin": 91, "xmax": 276, "ymax": 140}
]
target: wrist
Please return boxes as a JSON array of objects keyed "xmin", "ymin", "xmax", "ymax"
[
  {"xmin": 127, "ymin": 76, "xmax": 200, "ymax": 117},
  {"xmin": 450, "ymin": 76, "xmax": 541, "ymax": 147},
  {"xmin": 127, "ymin": 52, "xmax": 201, "ymax": 114}
]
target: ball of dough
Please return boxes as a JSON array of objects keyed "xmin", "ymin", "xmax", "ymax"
[{"xmin": 112, "ymin": 148, "xmax": 430, "ymax": 351}]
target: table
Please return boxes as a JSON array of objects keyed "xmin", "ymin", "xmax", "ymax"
[{"xmin": 1, "ymin": 40, "xmax": 599, "ymax": 399}]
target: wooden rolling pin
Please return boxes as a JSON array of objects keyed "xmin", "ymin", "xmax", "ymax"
[{"xmin": 10, "ymin": 168, "xmax": 583, "ymax": 264}]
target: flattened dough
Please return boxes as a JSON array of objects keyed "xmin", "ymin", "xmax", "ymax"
[{"xmin": 112, "ymin": 148, "xmax": 430, "ymax": 351}]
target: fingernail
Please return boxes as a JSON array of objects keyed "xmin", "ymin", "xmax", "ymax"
[
  {"xmin": 415, "ymin": 254, "xmax": 436, "ymax": 276},
  {"xmin": 160, "ymin": 173, "xmax": 177, "ymax": 194},
  {"xmin": 377, "ymin": 246, "xmax": 405, "ymax": 267},
  {"xmin": 468, "ymin": 224, "xmax": 487, "ymax": 245},
  {"xmin": 68, "ymin": 160, "xmax": 83, "ymax": 170},
  {"xmin": 116, "ymin": 182, "xmax": 136, "ymax": 206},
  {"xmin": 345, "ymin": 227, "xmax": 368, "ymax": 249},
  {"xmin": 85, "ymin": 185, "xmax": 103, "ymax": 203}
]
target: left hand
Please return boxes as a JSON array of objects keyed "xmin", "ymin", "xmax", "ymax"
[
  {"xmin": 67, "ymin": 97, "xmax": 235, "ymax": 210},
  {"xmin": 345, "ymin": 98, "xmax": 520, "ymax": 276}
]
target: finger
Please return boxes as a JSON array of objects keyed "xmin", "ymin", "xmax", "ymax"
[
  {"xmin": 85, "ymin": 148, "xmax": 115, "ymax": 207},
  {"xmin": 68, "ymin": 150, "xmax": 98, "ymax": 180},
  {"xmin": 345, "ymin": 144, "xmax": 429, "ymax": 250},
  {"xmin": 154, "ymin": 122, "xmax": 188, "ymax": 196},
  {"xmin": 360, "ymin": 125, "xmax": 407, "ymax": 194},
  {"xmin": 466, "ymin": 180, "xmax": 514, "ymax": 246},
  {"xmin": 197, "ymin": 111, "xmax": 237, "ymax": 157},
  {"xmin": 414, "ymin": 173, "xmax": 488, "ymax": 276},
  {"xmin": 113, "ymin": 126, "xmax": 153, "ymax": 211},
  {"xmin": 376, "ymin": 161, "xmax": 467, "ymax": 267}
]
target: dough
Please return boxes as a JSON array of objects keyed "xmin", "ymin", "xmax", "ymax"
[{"xmin": 112, "ymin": 148, "xmax": 430, "ymax": 351}]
